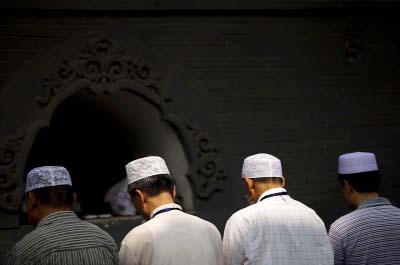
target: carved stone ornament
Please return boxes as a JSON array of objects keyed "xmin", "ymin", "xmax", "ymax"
[
  {"xmin": 0, "ymin": 134, "xmax": 25, "ymax": 212},
  {"xmin": 185, "ymin": 122, "xmax": 226, "ymax": 199},
  {"xmin": 37, "ymin": 36, "xmax": 169, "ymax": 107},
  {"xmin": 344, "ymin": 30, "xmax": 361, "ymax": 64}
]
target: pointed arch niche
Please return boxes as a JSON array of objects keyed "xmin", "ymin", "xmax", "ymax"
[{"xmin": 0, "ymin": 34, "xmax": 226, "ymax": 228}]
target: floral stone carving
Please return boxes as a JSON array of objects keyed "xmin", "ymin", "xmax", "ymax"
[
  {"xmin": 0, "ymin": 134, "xmax": 25, "ymax": 212},
  {"xmin": 37, "ymin": 36, "xmax": 167, "ymax": 107}
]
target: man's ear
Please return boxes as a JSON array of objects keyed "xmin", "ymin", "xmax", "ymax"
[
  {"xmin": 343, "ymin": 179, "xmax": 353, "ymax": 193},
  {"xmin": 281, "ymin": 177, "xmax": 286, "ymax": 187},
  {"xmin": 135, "ymin": 189, "xmax": 146, "ymax": 204},
  {"xmin": 243, "ymin": 177, "xmax": 254, "ymax": 191},
  {"xmin": 72, "ymin": 192, "xmax": 78, "ymax": 206},
  {"xmin": 27, "ymin": 192, "xmax": 37, "ymax": 209},
  {"xmin": 172, "ymin": 186, "xmax": 177, "ymax": 200}
]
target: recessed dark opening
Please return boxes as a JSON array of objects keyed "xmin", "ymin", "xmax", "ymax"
[{"xmin": 22, "ymin": 89, "xmax": 191, "ymax": 224}]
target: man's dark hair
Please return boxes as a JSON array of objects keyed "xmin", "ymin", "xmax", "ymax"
[
  {"xmin": 30, "ymin": 185, "xmax": 74, "ymax": 208},
  {"xmin": 338, "ymin": 171, "xmax": 381, "ymax": 193},
  {"xmin": 252, "ymin": 177, "xmax": 283, "ymax": 185},
  {"xmin": 127, "ymin": 174, "xmax": 174, "ymax": 197}
]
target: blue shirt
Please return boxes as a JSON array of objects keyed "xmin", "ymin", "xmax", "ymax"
[{"xmin": 329, "ymin": 197, "xmax": 400, "ymax": 265}]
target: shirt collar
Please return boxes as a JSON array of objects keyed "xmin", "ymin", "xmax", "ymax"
[
  {"xmin": 358, "ymin": 197, "xmax": 391, "ymax": 209},
  {"xmin": 37, "ymin": 211, "xmax": 78, "ymax": 227},
  {"xmin": 150, "ymin": 203, "xmax": 182, "ymax": 219},
  {"xmin": 257, "ymin": 187, "xmax": 287, "ymax": 203}
]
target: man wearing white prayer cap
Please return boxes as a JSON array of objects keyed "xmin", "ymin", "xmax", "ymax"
[
  {"xmin": 4, "ymin": 166, "xmax": 118, "ymax": 265},
  {"xmin": 119, "ymin": 156, "xmax": 223, "ymax": 265},
  {"xmin": 223, "ymin": 153, "xmax": 333, "ymax": 265},
  {"xmin": 329, "ymin": 152, "xmax": 400, "ymax": 265}
]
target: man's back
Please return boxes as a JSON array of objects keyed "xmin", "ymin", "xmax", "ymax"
[
  {"xmin": 119, "ymin": 204, "xmax": 223, "ymax": 265},
  {"xmin": 223, "ymin": 188, "xmax": 333, "ymax": 265},
  {"xmin": 329, "ymin": 197, "xmax": 400, "ymax": 265},
  {"xmin": 4, "ymin": 211, "xmax": 118, "ymax": 265}
]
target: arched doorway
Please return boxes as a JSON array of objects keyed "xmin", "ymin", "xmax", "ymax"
[
  {"xmin": 23, "ymin": 88, "xmax": 192, "ymax": 221},
  {"xmin": 0, "ymin": 34, "xmax": 226, "ymax": 229}
]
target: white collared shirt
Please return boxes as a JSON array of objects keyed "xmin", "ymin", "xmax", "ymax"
[
  {"xmin": 223, "ymin": 188, "xmax": 333, "ymax": 265},
  {"xmin": 119, "ymin": 203, "xmax": 223, "ymax": 265}
]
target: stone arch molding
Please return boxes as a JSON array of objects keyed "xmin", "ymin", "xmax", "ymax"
[{"xmin": 0, "ymin": 34, "xmax": 226, "ymax": 214}]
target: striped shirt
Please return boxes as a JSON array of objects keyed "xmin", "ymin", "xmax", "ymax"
[
  {"xmin": 223, "ymin": 188, "xmax": 333, "ymax": 265},
  {"xmin": 329, "ymin": 197, "xmax": 400, "ymax": 265},
  {"xmin": 3, "ymin": 211, "xmax": 118, "ymax": 265}
]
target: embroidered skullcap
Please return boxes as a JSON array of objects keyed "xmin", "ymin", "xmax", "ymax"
[
  {"xmin": 338, "ymin": 152, "xmax": 379, "ymax": 174},
  {"xmin": 26, "ymin": 166, "xmax": 72, "ymax": 193},
  {"xmin": 126, "ymin": 156, "xmax": 170, "ymax": 184},
  {"xmin": 242, "ymin": 153, "xmax": 283, "ymax": 178}
]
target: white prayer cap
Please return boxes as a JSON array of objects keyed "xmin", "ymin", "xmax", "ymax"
[
  {"xmin": 126, "ymin": 156, "xmax": 170, "ymax": 184},
  {"xmin": 242, "ymin": 153, "xmax": 283, "ymax": 178},
  {"xmin": 338, "ymin": 152, "xmax": 379, "ymax": 174},
  {"xmin": 26, "ymin": 166, "xmax": 72, "ymax": 193}
]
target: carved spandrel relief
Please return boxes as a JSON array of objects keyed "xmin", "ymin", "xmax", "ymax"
[
  {"xmin": 185, "ymin": 122, "xmax": 226, "ymax": 199},
  {"xmin": 37, "ymin": 36, "xmax": 169, "ymax": 107}
]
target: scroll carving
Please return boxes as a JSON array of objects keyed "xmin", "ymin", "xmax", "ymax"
[
  {"xmin": 37, "ymin": 36, "xmax": 167, "ymax": 107},
  {"xmin": 344, "ymin": 30, "xmax": 361, "ymax": 64},
  {"xmin": 185, "ymin": 122, "xmax": 226, "ymax": 199},
  {"xmin": 0, "ymin": 134, "xmax": 26, "ymax": 212}
]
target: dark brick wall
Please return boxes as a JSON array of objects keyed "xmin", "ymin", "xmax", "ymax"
[
  {"xmin": 2, "ymin": 0, "xmax": 399, "ymax": 10},
  {"xmin": 0, "ymin": 8, "xmax": 399, "ymax": 256}
]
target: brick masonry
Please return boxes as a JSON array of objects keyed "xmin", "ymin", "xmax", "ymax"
[{"xmin": 0, "ymin": 8, "xmax": 399, "ymax": 257}]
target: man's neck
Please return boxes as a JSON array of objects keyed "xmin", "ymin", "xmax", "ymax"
[
  {"xmin": 35, "ymin": 207, "xmax": 71, "ymax": 225},
  {"xmin": 146, "ymin": 192, "xmax": 175, "ymax": 216},
  {"xmin": 354, "ymin": 192, "xmax": 379, "ymax": 208},
  {"xmin": 255, "ymin": 184, "xmax": 284, "ymax": 202}
]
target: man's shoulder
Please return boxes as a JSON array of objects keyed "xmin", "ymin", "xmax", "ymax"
[
  {"xmin": 183, "ymin": 212, "xmax": 220, "ymax": 234},
  {"xmin": 17, "ymin": 225, "xmax": 51, "ymax": 247},
  {"xmin": 9, "ymin": 230, "xmax": 35, "ymax": 252},
  {"xmin": 227, "ymin": 204, "xmax": 258, "ymax": 225},
  {"xmin": 40, "ymin": 216, "xmax": 117, "ymax": 248},
  {"xmin": 53, "ymin": 216, "xmax": 114, "ymax": 240},
  {"xmin": 331, "ymin": 203, "xmax": 400, "ymax": 229},
  {"xmin": 158, "ymin": 211, "xmax": 221, "ymax": 237},
  {"xmin": 330, "ymin": 209, "xmax": 364, "ymax": 233},
  {"xmin": 5, "ymin": 227, "xmax": 45, "ymax": 262},
  {"xmin": 181, "ymin": 211, "xmax": 214, "ymax": 224},
  {"xmin": 79, "ymin": 219, "xmax": 111, "ymax": 233},
  {"xmin": 129, "ymin": 213, "xmax": 219, "ymax": 238},
  {"xmin": 122, "ymin": 221, "xmax": 153, "ymax": 243},
  {"xmin": 228, "ymin": 197, "xmax": 302, "ymax": 220},
  {"xmin": 227, "ymin": 198, "xmax": 321, "ymax": 225},
  {"xmin": 82, "ymin": 221, "xmax": 117, "ymax": 244}
]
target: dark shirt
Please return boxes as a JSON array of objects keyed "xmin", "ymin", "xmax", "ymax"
[{"xmin": 4, "ymin": 211, "xmax": 118, "ymax": 265}]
